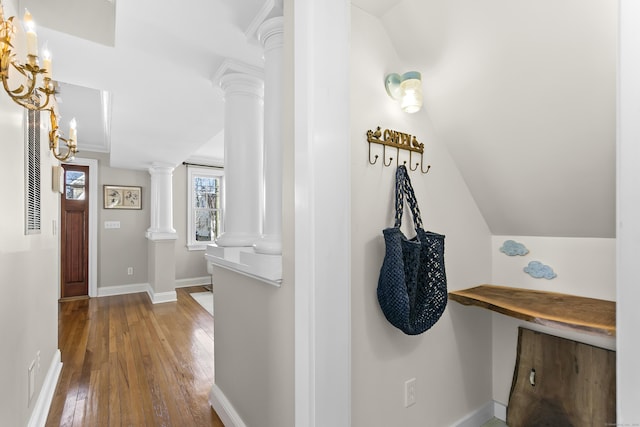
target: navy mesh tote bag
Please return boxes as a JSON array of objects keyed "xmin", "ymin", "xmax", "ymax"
[{"xmin": 377, "ymin": 165, "xmax": 448, "ymax": 335}]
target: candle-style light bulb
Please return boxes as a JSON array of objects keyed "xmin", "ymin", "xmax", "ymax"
[
  {"xmin": 0, "ymin": 13, "xmax": 5, "ymax": 53},
  {"xmin": 69, "ymin": 118, "xmax": 77, "ymax": 147},
  {"xmin": 42, "ymin": 42, "xmax": 52, "ymax": 79},
  {"xmin": 23, "ymin": 9, "xmax": 38, "ymax": 57}
]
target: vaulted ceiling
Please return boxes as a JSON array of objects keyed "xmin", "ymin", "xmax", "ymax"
[
  {"xmin": 12, "ymin": 0, "xmax": 616, "ymax": 238},
  {"xmin": 353, "ymin": 0, "xmax": 617, "ymax": 238}
]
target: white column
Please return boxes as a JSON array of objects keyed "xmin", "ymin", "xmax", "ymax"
[
  {"xmin": 295, "ymin": 0, "xmax": 351, "ymax": 425},
  {"xmin": 215, "ymin": 73, "xmax": 264, "ymax": 247},
  {"xmin": 618, "ymin": 0, "xmax": 640, "ymax": 421},
  {"xmin": 254, "ymin": 17, "xmax": 284, "ymax": 255},
  {"xmin": 146, "ymin": 164, "xmax": 177, "ymax": 302},
  {"xmin": 146, "ymin": 164, "xmax": 177, "ymax": 240}
]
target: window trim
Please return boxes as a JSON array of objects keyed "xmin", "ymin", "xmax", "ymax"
[{"xmin": 186, "ymin": 165, "xmax": 224, "ymax": 251}]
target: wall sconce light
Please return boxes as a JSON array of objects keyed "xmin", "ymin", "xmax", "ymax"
[
  {"xmin": 0, "ymin": 3, "xmax": 55, "ymax": 110},
  {"xmin": 48, "ymin": 108, "xmax": 78, "ymax": 161},
  {"xmin": 385, "ymin": 71, "xmax": 423, "ymax": 114}
]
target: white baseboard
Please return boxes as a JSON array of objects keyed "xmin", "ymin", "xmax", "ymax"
[
  {"xmin": 209, "ymin": 384, "xmax": 247, "ymax": 427},
  {"xmin": 97, "ymin": 283, "xmax": 150, "ymax": 297},
  {"xmin": 148, "ymin": 288, "xmax": 177, "ymax": 304},
  {"xmin": 175, "ymin": 276, "xmax": 212, "ymax": 288},
  {"xmin": 27, "ymin": 349, "xmax": 62, "ymax": 427},
  {"xmin": 450, "ymin": 400, "xmax": 507, "ymax": 427},
  {"xmin": 97, "ymin": 277, "xmax": 210, "ymax": 300},
  {"xmin": 494, "ymin": 401, "xmax": 507, "ymax": 421},
  {"xmin": 97, "ymin": 283, "xmax": 176, "ymax": 304}
]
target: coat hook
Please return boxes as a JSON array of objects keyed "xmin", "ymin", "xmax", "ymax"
[
  {"xmin": 383, "ymin": 145, "xmax": 393, "ymax": 167},
  {"xmin": 419, "ymin": 151, "xmax": 431, "ymax": 174},
  {"xmin": 365, "ymin": 126, "xmax": 432, "ymax": 173},
  {"xmin": 368, "ymin": 142, "xmax": 379, "ymax": 165},
  {"xmin": 409, "ymin": 151, "xmax": 419, "ymax": 171}
]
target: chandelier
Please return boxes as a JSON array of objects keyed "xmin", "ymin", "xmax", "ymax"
[
  {"xmin": 1, "ymin": 5, "xmax": 55, "ymax": 111},
  {"xmin": 1, "ymin": 1, "xmax": 79, "ymax": 160}
]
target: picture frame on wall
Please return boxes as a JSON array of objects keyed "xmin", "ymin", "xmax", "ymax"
[{"xmin": 104, "ymin": 185, "xmax": 142, "ymax": 209}]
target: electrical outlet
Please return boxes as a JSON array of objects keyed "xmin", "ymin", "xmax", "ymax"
[
  {"xmin": 404, "ymin": 378, "xmax": 416, "ymax": 408},
  {"xmin": 36, "ymin": 351, "xmax": 41, "ymax": 372},
  {"xmin": 127, "ymin": 267, "xmax": 134, "ymax": 275}
]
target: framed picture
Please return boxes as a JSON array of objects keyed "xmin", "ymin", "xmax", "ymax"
[{"xmin": 104, "ymin": 185, "xmax": 142, "ymax": 209}]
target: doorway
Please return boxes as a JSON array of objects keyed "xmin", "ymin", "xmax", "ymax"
[{"xmin": 60, "ymin": 164, "xmax": 89, "ymax": 298}]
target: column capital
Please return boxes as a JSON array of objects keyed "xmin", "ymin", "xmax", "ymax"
[
  {"xmin": 148, "ymin": 163, "xmax": 175, "ymax": 176},
  {"xmin": 219, "ymin": 73, "xmax": 264, "ymax": 100},
  {"xmin": 258, "ymin": 16, "xmax": 284, "ymax": 51}
]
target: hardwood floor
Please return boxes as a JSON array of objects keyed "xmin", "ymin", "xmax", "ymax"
[{"xmin": 46, "ymin": 287, "xmax": 224, "ymax": 427}]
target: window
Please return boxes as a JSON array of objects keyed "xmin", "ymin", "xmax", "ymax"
[
  {"xmin": 25, "ymin": 108, "xmax": 41, "ymax": 234},
  {"xmin": 65, "ymin": 170, "xmax": 86, "ymax": 200},
  {"xmin": 187, "ymin": 166, "xmax": 223, "ymax": 250}
]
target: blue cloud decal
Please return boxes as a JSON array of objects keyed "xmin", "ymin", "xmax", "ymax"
[
  {"xmin": 500, "ymin": 240, "xmax": 529, "ymax": 256},
  {"xmin": 523, "ymin": 261, "xmax": 557, "ymax": 280}
]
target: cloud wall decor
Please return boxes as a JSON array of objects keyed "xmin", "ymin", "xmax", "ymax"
[
  {"xmin": 500, "ymin": 240, "xmax": 529, "ymax": 256},
  {"xmin": 523, "ymin": 261, "xmax": 557, "ymax": 280}
]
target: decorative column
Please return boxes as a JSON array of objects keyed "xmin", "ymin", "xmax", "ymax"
[
  {"xmin": 146, "ymin": 164, "xmax": 177, "ymax": 238},
  {"xmin": 146, "ymin": 164, "xmax": 177, "ymax": 303},
  {"xmin": 215, "ymin": 73, "xmax": 264, "ymax": 247},
  {"xmin": 254, "ymin": 16, "xmax": 284, "ymax": 255}
]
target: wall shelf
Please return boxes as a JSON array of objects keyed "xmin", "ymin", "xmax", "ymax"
[{"xmin": 449, "ymin": 285, "xmax": 615, "ymax": 337}]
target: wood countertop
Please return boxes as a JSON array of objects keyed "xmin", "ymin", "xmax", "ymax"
[{"xmin": 449, "ymin": 285, "xmax": 616, "ymax": 337}]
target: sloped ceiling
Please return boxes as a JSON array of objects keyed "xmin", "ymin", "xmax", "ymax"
[{"xmin": 353, "ymin": 0, "xmax": 617, "ymax": 238}]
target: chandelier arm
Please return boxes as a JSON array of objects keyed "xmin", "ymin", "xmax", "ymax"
[
  {"xmin": 1, "ymin": 28, "xmax": 52, "ymax": 110},
  {"xmin": 51, "ymin": 140, "xmax": 76, "ymax": 161},
  {"xmin": 48, "ymin": 108, "xmax": 77, "ymax": 161}
]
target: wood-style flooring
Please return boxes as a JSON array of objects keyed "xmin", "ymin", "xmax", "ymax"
[{"xmin": 46, "ymin": 286, "xmax": 224, "ymax": 427}]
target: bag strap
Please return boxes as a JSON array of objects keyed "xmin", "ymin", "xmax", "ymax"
[
  {"xmin": 394, "ymin": 165, "xmax": 424, "ymax": 230},
  {"xmin": 394, "ymin": 166, "xmax": 405, "ymax": 228}
]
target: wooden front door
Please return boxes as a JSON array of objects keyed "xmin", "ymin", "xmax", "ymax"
[{"xmin": 61, "ymin": 164, "xmax": 89, "ymax": 298}]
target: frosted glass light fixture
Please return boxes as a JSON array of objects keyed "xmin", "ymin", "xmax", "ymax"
[{"xmin": 385, "ymin": 71, "xmax": 423, "ymax": 113}]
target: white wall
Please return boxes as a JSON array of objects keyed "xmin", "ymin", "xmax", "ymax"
[
  {"xmin": 350, "ymin": 7, "xmax": 494, "ymax": 426},
  {"xmin": 96, "ymin": 158, "xmax": 150, "ymax": 286},
  {"xmin": 491, "ymin": 236, "xmax": 615, "ymax": 300},
  {"xmin": 490, "ymin": 236, "xmax": 616, "ymax": 405},
  {"xmin": 618, "ymin": 0, "xmax": 640, "ymax": 421},
  {"xmin": 0, "ymin": 4, "xmax": 60, "ymax": 422}
]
